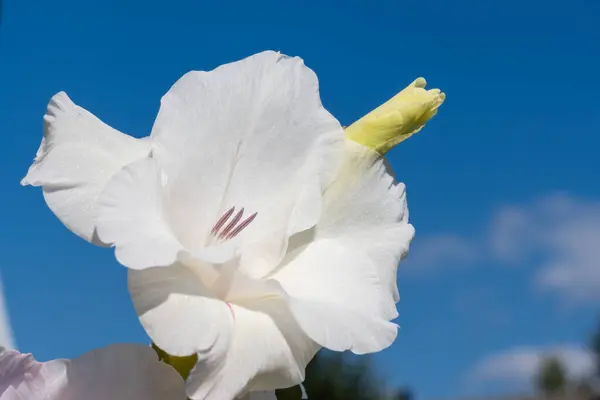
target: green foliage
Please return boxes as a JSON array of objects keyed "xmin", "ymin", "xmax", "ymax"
[
  {"xmin": 591, "ymin": 315, "xmax": 600, "ymax": 376},
  {"xmin": 277, "ymin": 351, "xmax": 386, "ymax": 400},
  {"xmin": 393, "ymin": 387, "xmax": 413, "ymax": 400},
  {"xmin": 536, "ymin": 355, "xmax": 567, "ymax": 395}
]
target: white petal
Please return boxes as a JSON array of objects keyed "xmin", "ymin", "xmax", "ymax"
[
  {"xmin": 271, "ymin": 142, "xmax": 413, "ymax": 352},
  {"xmin": 186, "ymin": 297, "xmax": 318, "ymax": 400},
  {"xmin": 150, "ymin": 51, "xmax": 344, "ymax": 278},
  {"xmin": 128, "ymin": 265, "xmax": 233, "ymax": 357},
  {"xmin": 317, "ymin": 140, "xmax": 415, "ymax": 304},
  {"xmin": 272, "ymin": 239, "xmax": 397, "ymax": 355},
  {"xmin": 96, "ymin": 156, "xmax": 241, "ymax": 269},
  {"xmin": 95, "ymin": 157, "xmax": 184, "ymax": 269},
  {"xmin": 179, "ymin": 241, "xmax": 241, "ymax": 266},
  {"xmin": 0, "ymin": 345, "xmax": 186, "ymax": 400},
  {"xmin": 155, "ymin": 142, "xmax": 239, "ymax": 253},
  {"xmin": 21, "ymin": 92, "xmax": 150, "ymax": 243}
]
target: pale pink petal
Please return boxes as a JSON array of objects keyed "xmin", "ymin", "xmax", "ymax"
[{"xmin": 0, "ymin": 344, "xmax": 185, "ymax": 400}]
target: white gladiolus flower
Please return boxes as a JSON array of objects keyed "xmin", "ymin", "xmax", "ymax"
[
  {"xmin": 0, "ymin": 344, "xmax": 186, "ymax": 399},
  {"xmin": 22, "ymin": 51, "xmax": 414, "ymax": 399}
]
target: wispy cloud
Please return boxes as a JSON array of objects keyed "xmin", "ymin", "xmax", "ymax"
[
  {"xmin": 488, "ymin": 206, "xmax": 533, "ymax": 264},
  {"xmin": 411, "ymin": 193, "xmax": 600, "ymax": 304},
  {"xmin": 469, "ymin": 344, "xmax": 595, "ymax": 387},
  {"xmin": 488, "ymin": 194, "xmax": 600, "ymax": 303},
  {"xmin": 0, "ymin": 273, "xmax": 15, "ymax": 349}
]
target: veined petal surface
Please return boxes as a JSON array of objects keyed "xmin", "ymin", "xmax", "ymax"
[
  {"xmin": 270, "ymin": 141, "xmax": 414, "ymax": 353},
  {"xmin": 149, "ymin": 51, "xmax": 344, "ymax": 277},
  {"xmin": 21, "ymin": 92, "xmax": 151, "ymax": 243}
]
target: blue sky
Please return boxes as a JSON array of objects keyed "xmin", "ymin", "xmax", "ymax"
[{"xmin": 1, "ymin": 0, "xmax": 599, "ymax": 398}]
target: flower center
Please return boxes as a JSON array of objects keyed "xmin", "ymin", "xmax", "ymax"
[{"xmin": 210, "ymin": 206, "xmax": 258, "ymax": 241}]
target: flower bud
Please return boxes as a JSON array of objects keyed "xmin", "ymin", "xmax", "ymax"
[{"xmin": 345, "ymin": 77, "xmax": 445, "ymax": 154}]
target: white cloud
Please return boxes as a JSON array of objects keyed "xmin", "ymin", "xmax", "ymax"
[
  {"xmin": 470, "ymin": 344, "xmax": 595, "ymax": 386},
  {"xmin": 488, "ymin": 206, "xmax": 533, "ymax": 263},
  {"xmin": 488, "ymin": 194, "xmax": 600, "ymax": 303},
  {"xmin": 0, "ymin": 274, "xmax": 15, "ymax": 349},
  {"xmin": 402, "ymin": 233, "xmax": 479, "ymax": 273},
  {"xmin": 406, "ymin": 193, "xmax": 600, "ymax": 304}
]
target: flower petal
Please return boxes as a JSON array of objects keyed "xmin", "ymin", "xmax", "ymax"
[
  {"xmin": 272, "ymin": 238, "xmax": 397, "ymax": 355},
  {"xmin": 270, "ymin": 142, "xmax": 414, "ymax": 352},
  {"xmin": 96, "ymin": 156, "xmax": 240, "ymax": 270},
  {"xmin": 0, "ymin": 345, "xmax": 186, "ymax": 400},
  {"xmin": 95, "ymin": 157, "xmax": 184, "ymax": 269},
  {"xmin": 128, "ymin": 265, "xmax": 233, "ymax": 358},
  {"xmin": 0, "ymin": 347, "xmax": 66, "ymax": 397},
  {"xmin": 317, "ymin": 141, "xmax": 415, "ymax": 305},
  {"xmin": 150, "ymin": 51, "xmax": 344, "ymax": 278},
  {"xmin": 64, "ymin": 344, "xmax": 186, "ymax": 399},
  {"xmin": 186, "ymin": 297, "xmax": 318, "ymax": 400},
  {"xmin": 21, "ymin": 92, "xmax": 151, "ymax": 243}
]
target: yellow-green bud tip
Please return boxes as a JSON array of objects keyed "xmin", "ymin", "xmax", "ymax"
[{"xmin": 345, "ymin": 77, "xmax": 445, "ymax": 154}]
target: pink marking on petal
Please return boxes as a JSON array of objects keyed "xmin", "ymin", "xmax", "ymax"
[
  {"xmin": 226, "ymin": 212, "xmax": 258, "ymax": 239},
  {"xmin": 211, "ymin": 207, "xmax": 235, "ymax": 235},
  {"xmin": 219, "ymin": 208, "xmax": 244, "ymax": 238},
  {"xmin": 225, "ymin": 302, "xmax": 235, "ymax": 320}
]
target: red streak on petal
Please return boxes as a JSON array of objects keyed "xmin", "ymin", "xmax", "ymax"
[
  {"xmin": 211, "ymin": 207, "xmax": 235, "ymax": 235},
  {"xmin": 219, "ymin": 208, "xmax": 244, "ymax": 238},
  {"xmin": 226, "ymin": 212, "xmax": 258, "ymax": 239},
  {"xmin": 226, "ymin": 302, "xmax": 235, "ymax": 320}
]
